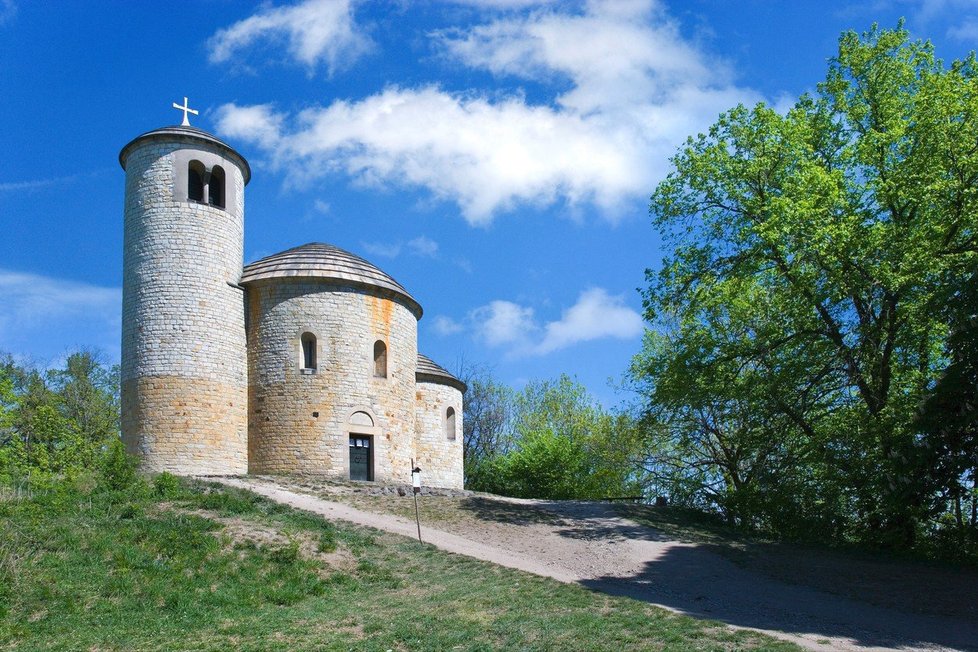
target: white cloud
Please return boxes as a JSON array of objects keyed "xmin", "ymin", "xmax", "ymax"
[
  {"xmin": 470, "ymin": 300, "xmax": 538, "ymax": 348},
  {"xmin": 0, "ymin": 179, "xmax": 57, "ymax": 193},
  {"xmin": 432, "ymin": 315, "xmax": 465, "ymax": 335},
  {"xmin": 455, "ymin": 287, "xmax": 643, "ymax": 356},
  {"xmin": 0, "ymin": 173, "xmax": 79, "ymax": 193},
  {"xmin": 214, "ymin": 104, "xmax": 284, "ymax": 151},
  {"xmin": 407, "ymin": 236, "xmax": 439, "ymax": 257},
  {"xmin": 361, "ymin": 235, "xmax": 439, "ymax": 259},
  {"xmin": 915, "ymin": 0, "xmax": 962, "ymax": 22},
  {"xmin": 361, "ymin": 241, "xmax": 402, "ymax": 258},
  {"xmin": 435, "ymin": 0, "xmax": 722, "ymax": 115},
  {"xmin": 216, "ymin": 89, "xmax": 643, "ymax": 223},
  {"xmin": 912, "ymin": 0, "xmax": 978, "ymax": 37},
  {"xmin": 535, "ymin": 287, "xmax": 644, "ymax": 354},
  {"xmin": 207, "ymin": 0, "xmax": 371, "ymax": 75},
  {"xmin": 0, "ymin": 270, "xmax": 120, "ymax": 361},
  {"xmin": 0, "ymin": 0, "xmax": 16, "ymax": 26},
  {"xmin": 948, "ymin": 16, "xmax": 978, "ymax": 40},
  {"xmin": 447, "ymin": 0, "xmax": 556, "ymax": 8},
  {"xmin": 214, "ymin": 0, "xmax": 761, "ymax": 224},
  {"xmin": 0, "ymin": 271, "xmax": 119, "ymax": 324}
]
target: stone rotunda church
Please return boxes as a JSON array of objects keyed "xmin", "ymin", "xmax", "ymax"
[{"xmin": 119, "ymin": 106, "xmax": 465, "ymax": 489}]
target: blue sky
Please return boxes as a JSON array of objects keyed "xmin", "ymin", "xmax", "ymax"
[{"xmin": 1, "ymin": 0, "xmax": 976, "ymax": 407}]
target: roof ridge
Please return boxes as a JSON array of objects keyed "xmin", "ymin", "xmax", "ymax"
[
  {"xmin": 240, "ymin": 242, "xmax": 422, "ymax": 319},
  {"xmin": 416, "ymin": 353, "xmax": 466, "ymax": 393}
]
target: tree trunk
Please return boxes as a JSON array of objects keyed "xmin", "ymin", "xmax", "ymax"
[{"xmin": 971, "ymin": 469, "xmax": 978, "ymax": 527}]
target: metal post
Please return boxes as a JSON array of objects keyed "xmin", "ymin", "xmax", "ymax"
[
  {"xmin": 411, "ymin": 458, "xmax": 423, "ymax": 544},
  {"xmin": 413, "ymin": 491, "xmax": 423, "ymax": 544}
]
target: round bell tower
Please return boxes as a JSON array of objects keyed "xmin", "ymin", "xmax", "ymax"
[{"xmin": 119, "ymin": 100, "xmax": 250, "ymax": 474}]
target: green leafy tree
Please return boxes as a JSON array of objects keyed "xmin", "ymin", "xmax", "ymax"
[
  {"xmin": 48, "ymin": 350, "xmax": 120, "ymax": 447},
  {"xmin": 459, "ymin": 365, "xmax": 516, "ymax": 490},
  {"xmin": 633, "ymin": 320, "xmax": 853, "ymax": 537},
  {"xmin": 8, "ymin": 366, "xmax": 60, "ymax": 476},
  {"xmin": 916, "ymin": 264, "xmax": 978, "ymax": 530},
  {"xmin": 480, "ymin": 375, "xmax": 645, "ymax": 500},
  {"xmin": 0, "ymin": 350, "xmax": 123, "ymax": 488},
  {"xmin": 0, "ymin": 356, "xmax": 22, "ymax": 484},
  {"xmin": 637, "ymin": 24, "xmax": 978, "ymax": 548},
  {"xmin": 0, "ymin": 355, "xmax": 17, "ymax": 442}
]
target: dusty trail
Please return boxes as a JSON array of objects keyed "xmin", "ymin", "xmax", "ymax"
[{"xmin": 214, "ymin": 477, "xmax": 978, "ymax": 652}]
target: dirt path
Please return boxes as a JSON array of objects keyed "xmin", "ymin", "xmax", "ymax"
[{"xmin": 214, "ymin": 477, "xmax": 978, "ymax": 652}]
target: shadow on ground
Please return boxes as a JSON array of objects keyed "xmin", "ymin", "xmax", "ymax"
[
  {"xmin": 457, "ymin": 497, "xmax": 567, "ymax": 527},
  {"xmin": 464, "ymin": 495, "xmax": 978, "ymax": 650},
  {"xmin": 458, "ymin": 497, "xmax": 675, "ymax": 542},
  {"xmin": 581, "ymin": 542, "xmax": 978, "ymax": 651}
]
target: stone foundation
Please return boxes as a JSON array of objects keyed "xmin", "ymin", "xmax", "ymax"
[{"xmin": 122, "ymin": 376, "xmax": 248, "ymax": 475}]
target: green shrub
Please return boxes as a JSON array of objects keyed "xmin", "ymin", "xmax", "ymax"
[
  {"xmin": 118, "ymin": 503, "xmax": 143, "ymax": 520},
  {"xmin": 317, "ymin": 531, "xmax": 337, "ymax": 553},
  {"xmin": 190, "ymin": 485, "xmax": 266, "ymax": 515},
  {"xmin": 153, "ymin": 472, "xmax": 182, "ymax": 498},
  {"xmin": 100, "ymin": 439, "xmax": 139, "ymax": 491},
  {"xmin": 268, "ymin": 539, "xmax": 300, "ymax": 565}
]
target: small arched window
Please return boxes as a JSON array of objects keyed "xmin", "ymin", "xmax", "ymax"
[
  {"xmin": 445, "ymin": 407, "xmax": 456, "ymax": 441},
  {"xmin": 300, "ymin": 332, "xmax": 317, "ymax": 371},
  {"xmin": 373, "ymin": 340, "xmax": 387, "ymax": 378},
  {"xmin": 188, "ymin": 161, "xmax": 205, "ymax": 202},
  {"xmin": 209, "ymin": 166, "xmax": 226, "ymax": 209}
]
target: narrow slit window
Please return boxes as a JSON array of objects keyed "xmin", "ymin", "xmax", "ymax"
[
  {"xmin": 209, "ymin": 165, "xmax": 225, "ymax": 208},
  {"xmin": 301, "ymin": 332, "xmax": 317, "ymax": 371},
  {"xmin": 373, "ymin": 340, "xmax": 387, "ymax": 378},
  {"xmin": 188, "ymin": 161, "xmax": 205, "ymax": 202},
  {"xmin": 445, "ymin": 407, "xmax": 456, "ymax": 441}
]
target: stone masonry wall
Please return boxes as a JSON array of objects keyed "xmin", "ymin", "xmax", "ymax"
[
  {"xmin": 414, "ymin": 382, "xmax": 464, "ymax": 489},
  {"xmin": 120, "ymin": 137, "xmax": 247, "ymax": 474},
  {"xmin": 247, "ymin": 280, "xmax": 418, "ymax": 482},
  {"xmin": 121, "ymin": 377, "xmax": 248, "ymax": 474}
]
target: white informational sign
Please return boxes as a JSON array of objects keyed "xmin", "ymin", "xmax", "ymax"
[{"xmin": 412, "ymin": 470, "xmax": 421, "ymax": 490}]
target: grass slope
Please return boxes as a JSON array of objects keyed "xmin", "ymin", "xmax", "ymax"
[{"xmin": 0, "ymin": 479, "xmax": 797, "ymax": 651}]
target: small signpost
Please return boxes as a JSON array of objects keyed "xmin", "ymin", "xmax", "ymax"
[{"xmin": 411, "ymin": 460, "xmax": 422, "ymax": 544}]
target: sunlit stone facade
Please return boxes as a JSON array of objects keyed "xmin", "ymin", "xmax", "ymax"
[{"xmin": 120, "ymin": 124, "xmax": 464, "ymax": 488}]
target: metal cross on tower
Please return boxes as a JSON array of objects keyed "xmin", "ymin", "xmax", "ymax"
[{"xmin": 172, "ymin": 97, "xmax": 199, "ymax": 127}]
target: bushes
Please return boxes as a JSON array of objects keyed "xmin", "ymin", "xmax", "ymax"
[
  {"xmin": 101, "ymin": 439, "xmax": 139, "ymax": 491},
  {"xmin": 153, "ymin": 472, "xmax": 181, "ymax": 498},
  {"xmin": 0, "ymin": 351, "xmax": 135, "ymax": 498},
  {"xmin": 468, "ymin": 375, "xmax": 645, "ymax": 500},
  {"xmin": 480, "ymin": 429, "xmax": 592, "ymax": 500}
]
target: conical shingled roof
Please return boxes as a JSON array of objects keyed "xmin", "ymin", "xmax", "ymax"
[
  {"xmin": 240, "ymin": 243, "xmax": 423, "ymax": 318},
  {"xmin": 416, "ymin": 354, "xmax": 466, "ymax": 393},
  {"xmin": 119, "ymin": 125, "xmax": 251, "ymax": 183}
]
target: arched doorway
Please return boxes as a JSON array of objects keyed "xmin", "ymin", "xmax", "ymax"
[{"xmin": 347, "ymin": 409, "xmax": 378, "ymax": 482}]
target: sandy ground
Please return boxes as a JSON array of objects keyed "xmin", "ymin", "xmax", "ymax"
[{"xmin": 214, "ymin": 477, "xmax": 978, "ymax": 652}]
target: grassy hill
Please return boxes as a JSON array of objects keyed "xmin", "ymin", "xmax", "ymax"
[{"xmin": 0, "ymin": 478, "xmax": 796, "ymax": 651}]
